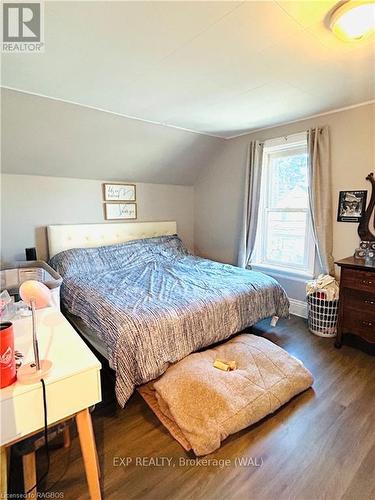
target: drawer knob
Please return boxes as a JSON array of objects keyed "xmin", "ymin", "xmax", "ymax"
[
  {"xmin": 362, "ymin": 280, "xmax": 373, "ymax": 285},
  {"xmin": 361, "ymin": 321, "xmax": 373, "ymax": 327}
]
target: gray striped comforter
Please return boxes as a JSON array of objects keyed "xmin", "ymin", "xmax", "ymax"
[{"xmin": 50, "ymin": 235, "xmax": 289, "ymax": 406}]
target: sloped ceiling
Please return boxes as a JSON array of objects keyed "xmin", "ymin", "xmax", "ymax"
[
  {"xmin": 1, "ymin": 88, "xmax": 224, "ymax": 185},
  {"xmin": 2, "ymin": 1, "xmax": 374, "ymax": 138}
]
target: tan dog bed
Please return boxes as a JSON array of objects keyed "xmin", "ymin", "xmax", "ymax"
[{"xmin": 138, "ymin": 334, "xmax": 313, "ymax": 456}]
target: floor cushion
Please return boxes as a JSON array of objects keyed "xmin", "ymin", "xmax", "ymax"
[{"xmin": 138, "ymin": 334, "xmax": 313, "ymax": 456}]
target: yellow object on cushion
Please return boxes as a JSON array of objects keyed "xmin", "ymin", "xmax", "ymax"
[{"xmin": 213, "ymin": 359, "xmax": 237, "ymax": 371}]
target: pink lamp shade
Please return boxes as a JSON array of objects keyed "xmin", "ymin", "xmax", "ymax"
[{"xmin": 19, "ymin": 280, "xmax": 51, "ymax": 309}]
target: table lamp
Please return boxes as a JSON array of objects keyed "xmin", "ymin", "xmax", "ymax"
[{"xmin": 17, "ymin": 280, "xmax": 53, "ymax": 384}]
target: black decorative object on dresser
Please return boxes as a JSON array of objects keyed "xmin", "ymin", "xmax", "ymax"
[
  {"xmin": 335, "ymin": 257, "xmax": 375, "ymax": 348},
  {"xmin": 353, "ymin": 173, "xmax": 375, "ymax": 264},
  {"xmin": 357, "ymin": 172, "xmax": 375, "ymax": 242}
]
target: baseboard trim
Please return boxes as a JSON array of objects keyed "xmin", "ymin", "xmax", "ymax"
[{"xmin": 289, "ymin": 298, "xmax": 308, "ymax": 319}]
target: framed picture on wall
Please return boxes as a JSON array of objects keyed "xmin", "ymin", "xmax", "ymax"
[
  {"xmin": 103, "ymin": 183, "xmax": 136, "ymax": 202},
  {"xmin": 337, "ymin": 190, "xmax": 367, "ymax": 222},
  {"xmin": 104, "ymin": 203, "xmax": 137, "ymax": 220}
]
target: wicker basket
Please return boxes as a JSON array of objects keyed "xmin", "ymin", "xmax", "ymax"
[{"xmin": 307, "ymin": 291, "xmax": 338, "ymax": 338}]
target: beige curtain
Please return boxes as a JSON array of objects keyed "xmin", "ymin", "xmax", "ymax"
[
  {"xmin": 237, "ymin": 141, "xmax": 264, "ymax": 268},
  {"xmin": 307, "ymin": 127, "xmax": 335, "ymax": 276}
]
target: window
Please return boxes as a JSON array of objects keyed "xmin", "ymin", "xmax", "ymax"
[{"xmin": 253, "ymin": 132, "xmax": 315, "ymax": 277}]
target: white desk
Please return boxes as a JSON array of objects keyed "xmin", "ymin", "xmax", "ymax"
[{"xmin": 0, "ymin": 308, "xmax": 102, "ymax": 498}]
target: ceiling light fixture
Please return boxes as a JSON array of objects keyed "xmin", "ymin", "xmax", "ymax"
[{"xmin": 330, "ymin": 0, "xmax": 375, "ymax": 41}]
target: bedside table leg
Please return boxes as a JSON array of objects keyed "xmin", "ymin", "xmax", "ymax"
[
  {"xmin": 63, "ymin": 426, "xmax": 71, "ymax": 449},
  {"xmin": 76, "ymin": 409, "xmax": 101, "ymax": 500},
  {"xmin": 0, "ymin": 446, "xmax": 7, "ymax": 496}
]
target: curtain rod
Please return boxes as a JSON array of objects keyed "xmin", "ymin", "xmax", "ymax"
[{"xmin": 258, "ymin": 127, "xmax": 323, "ymax": 145}]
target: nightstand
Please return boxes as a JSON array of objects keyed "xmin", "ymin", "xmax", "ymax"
[
  {"xmin": 0, "ymin": 308, "xmax": 102, "ymax": 498},
  {"xmin": 335, "ymin": 257, "xmax": 375, "ymax": 348}
]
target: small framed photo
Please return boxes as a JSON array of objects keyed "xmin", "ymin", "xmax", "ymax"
[
  {"xmin": 337, "ymin": 190, "xmax": 367, "ymax": 222},
  {"xmin": 104, "ymin": 203, "xmax": 137, "ymax": 220},
  {"xmin": 103, "ymin": 183, "xmax": 136, "ymax": 202}
]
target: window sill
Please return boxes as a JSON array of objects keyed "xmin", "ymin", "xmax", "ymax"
[{"xmin": 250, "ymin": 263, "xmax": 314, "ymax": 282}]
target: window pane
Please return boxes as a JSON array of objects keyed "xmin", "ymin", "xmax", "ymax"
[
  {"xmin": 265, "ymin": 212, "xmax": 307, "ymax": 266},
  {"xmin": 269, "ymin": 152, "xmax": 308, "ymax": 209}
]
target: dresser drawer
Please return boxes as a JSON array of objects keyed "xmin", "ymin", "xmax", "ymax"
[
  {"xmin": 343, "ymin": 309, "xmax": 375, "ymax": 343},
  {"xmin": 341, "ymin": 268, "xmax": 375, "ymax": 293},
  {"xmin": 343, "ymin": 289, "xmax": 375, "ymax": 314}
]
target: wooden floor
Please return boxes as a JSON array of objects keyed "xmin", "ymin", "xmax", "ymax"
[{"xmin": 13, "ymin": 316, "xmax": 375, "ymax": 499}]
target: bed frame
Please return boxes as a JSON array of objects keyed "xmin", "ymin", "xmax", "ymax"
[{"xmin": 47, "ymin": 221, "xmax": 177, "ymax": 258}]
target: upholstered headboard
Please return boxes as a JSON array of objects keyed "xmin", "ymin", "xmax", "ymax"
[{"xmin": 47, "ymin": 221, "xmax": 177, "ymax": 257}]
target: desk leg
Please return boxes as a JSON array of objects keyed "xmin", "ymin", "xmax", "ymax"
[
  {"xmin": 23, "ymin": 452, "xmax": 37, "ymax": 499},
  {"xmin": 76, "ymin": 409, "xmax": 101, "ymax": 500},
  {"xmin": 0, "ymin": 446, "xmax": 7, "ymax": 496}
]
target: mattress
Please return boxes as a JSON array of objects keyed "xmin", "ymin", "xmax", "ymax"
[
  {"xmin": 64, "ymin": 311, "xmax": 109, "ymax": 360},
  {"xmin": 50, "ymin": 235, "xmax": 289, "ymax": 406}
]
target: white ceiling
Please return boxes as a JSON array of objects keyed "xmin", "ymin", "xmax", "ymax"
[{"xmin": 2, "ymin": 0, "xmax": 375, "ymax": 138}]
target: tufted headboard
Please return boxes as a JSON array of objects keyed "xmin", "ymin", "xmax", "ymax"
[{"xmin": 47, "ymin": 221, "xmax": 177, "ymax": 258}]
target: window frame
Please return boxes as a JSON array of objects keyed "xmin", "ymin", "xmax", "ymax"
[{"xmin": 252, "ymin": 132, "xmax": 315, "ymax": 278}]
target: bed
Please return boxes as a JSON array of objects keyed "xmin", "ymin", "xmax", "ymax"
[{"xmin": 48, "ymin": 222, "xmax": 289, "ymax": 407}]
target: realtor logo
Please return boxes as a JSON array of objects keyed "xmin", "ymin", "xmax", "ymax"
[{"xmin": 2, "ymin": 2, "xmax": 44, "ymax": 52}]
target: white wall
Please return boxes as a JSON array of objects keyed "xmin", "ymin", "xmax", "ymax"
[
  {"xmin": 194, "ymin": 103, "xmax": 375, "ymax": 300},
  {"xmin": 0, "ymin": 174, "xmax": 194, "ymax": 264}
]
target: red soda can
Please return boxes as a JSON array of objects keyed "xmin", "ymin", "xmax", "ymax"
[{"xmin": 0, "ymin": 322, "xmax": 16, "ymax": 388}]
